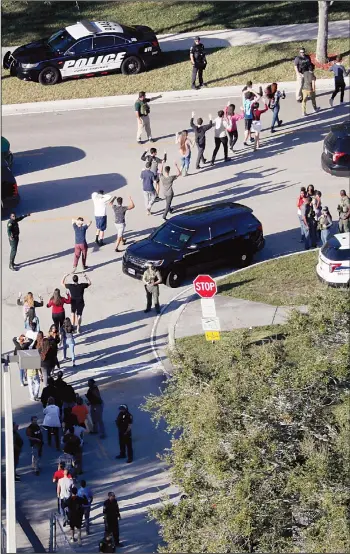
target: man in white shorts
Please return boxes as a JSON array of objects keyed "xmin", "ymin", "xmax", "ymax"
[
  {"xmin": 110, "ymin": 196, "xmax": 135, "ymax": 252},
  {"xmin": 91, "ymin": 190, "xmax": 112, "ymax": 246}
]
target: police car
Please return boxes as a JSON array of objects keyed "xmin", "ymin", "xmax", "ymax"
[
  {"xmin": 316, "ymin": 233, "xmax": 350, "ymax": 287},
  {"xmin": 3, "ymin": 20, "xmax": 161, "ymax": 85}
]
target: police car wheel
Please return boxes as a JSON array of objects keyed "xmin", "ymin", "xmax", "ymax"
[
  {"xmin": 38, "ymin": 66, "xmax": 60, "ymax": 86},
  {"xmin": 166, "ymin": 269, "xmax": 183, "ymax": 288},
  {"xmin": 121, "ymin": 56, "xmax": 142, "ymax": 75},
  {"xmin": 3, "ymin": 51, "xmax": 11, "ymax": 70}
]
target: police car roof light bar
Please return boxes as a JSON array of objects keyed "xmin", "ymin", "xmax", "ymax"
[{"xmin": 80, "ymin": 20, "xmax": 98, "ymax": 34}]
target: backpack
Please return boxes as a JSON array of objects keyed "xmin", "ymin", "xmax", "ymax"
[{"xmin": 139, "ymin": 101, "xmax": 150, "ymax": 116}]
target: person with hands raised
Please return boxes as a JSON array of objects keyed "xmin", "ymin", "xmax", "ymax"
[{"xmin": 190, "ymin": 111, "xmax": 213, "ymax": 169}]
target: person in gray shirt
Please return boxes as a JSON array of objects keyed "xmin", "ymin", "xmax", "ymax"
[
  {"xmin": 160, "ymin": 163, "xmax": 181, "ymax": 220},
  {"xmin": 109, "ymin": 196, "xmax": 135, "ymax": 252},
  {"xmin": 300, "ymin": 63, "xmax": 320, "ymax": 116}
]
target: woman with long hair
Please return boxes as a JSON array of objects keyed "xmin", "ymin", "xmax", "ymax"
[
  {"xmin": 296, "ymin": 187, "xmax": 307, "ymax": 242},
  {"xmin": 17, "ymin": 292, "xmax": 43, "ymax": 329},
  {"xmin": 175, "ymin": 130, "xmax": 194, "ymax": 176},
  {"xmin": 62, "ymin": 317, "xmax": 76, "ymax": 367},
  {"xmin": 307, "ymin": 184, "xmax": 315, "ymax": 199},
  {"xmin": 251, "ymin": 101, "xmax": 269, "ymax": 150},
  {"xmin": 49, "ymin": 324, "xmax": 61, "ymax": 346},
  {"xmin": 224, "ymin": 103, "xmax": 244, "ymax": 151},
  {"xmin": 38, "ymin": 337, "xmax": 59, "ymax": 387},
  {"xmin": 47, "ymin": 288, "xmax": 71, "ymax": 330},
  {"xmin": 318, "ymin": 206, "xmax": 333, "ymax": 245},
  {"xmin": 269, "ymin": 82, "xmax": 286, "ymax": 132}
]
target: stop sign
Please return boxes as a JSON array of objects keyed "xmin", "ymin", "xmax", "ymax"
[{"xmin": 193, "ymin": 275, "xmax": 217, "ymax": 298}]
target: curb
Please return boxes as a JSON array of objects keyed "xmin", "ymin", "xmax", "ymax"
[
  {"xmin": 150, "ymin": 249, "xmax": 318, "ymax": 376},
  {"xmin": 3, "ymin": 78, "xmax": 340, "ymax": 116}
]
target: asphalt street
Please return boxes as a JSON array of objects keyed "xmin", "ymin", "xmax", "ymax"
[{"xmin": 2, "ymin": 89, "xmax": 349, "ymax": 551}]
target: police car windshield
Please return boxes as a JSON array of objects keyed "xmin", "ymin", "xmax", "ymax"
[
  {"xmin": 48, "ymin": 29, "xmax": 75, "ymax": 53},
  {"xmin": 152, "ymin": 223, "xmax": 193, "ymax": 250}
]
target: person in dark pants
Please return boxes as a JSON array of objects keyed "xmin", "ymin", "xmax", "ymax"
[
  {"xmin": 62, "ymin": 273, "xmax": 91, "ymax": 333},
  {"xmin": 86, "ymin": 379, "xmax": 106, "ymax": 438},
  {"xmin": 190, "ymin": 111, "xmax": 213, "ymax": 169},
  {"xmin": 7, "ymin": 212, "xmax": 31, "ymax": 271},
  {"xmin": 142, "ymin": 263, "xmax": 162, "ymax": 314},
  {"xmin": 103, "ymin": 493, "xmax": 121, "ymax": 546},
  {"xmin": 160, "ymin": 163, "xmax": 181, "ymax": 220},
  {"xmin": 329, "ymin": 55, "xmax": 349, "ymax": 106},
  {"xmin": 47, "ymin": 289, "xmax": 71, "ymax": 330},
  {"xmin": 211, "ymin": 111, "xmax": 230, "ymax": 165},
  {"xmin": 190, "ymin": 37, "xmax": 207, "ymax": 90},
  {"xmin": 13, "ymin": 422, "xmax": 23, "ymax": 481},
  {"xmin": 115, "ymin": 405, "xmax": 133, "ymax": 463},
  {"xmin": 99, "ymin": 533, "xmax": 116, "ymax": 553},
  {"xmin": 300, "ymin": 196, "xmax": 317, "ymax": 250},
  {"xmin": 72, "ymin": 217, "xmax": 92, "ymax": 272}
]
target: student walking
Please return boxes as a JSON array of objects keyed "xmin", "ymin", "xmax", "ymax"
[
  {"xmin": 269, "ymin": 83, "xmax": 286, "ymax": 132},
  {"xmin": 86, "ymin": 379, "xmax": 106, "ymax": 439},
  {"xmin": 135, "ymin": 91, "xmax": 161, "ymax": 143},
  {"xmin": 110, "ymin": 196, "xmax": 135, "ymax": 252},
  {"xmin": 61, "ymin": 318, "xmax": 76, "ymax": 367},
  {"xmin": 72, "ymin": 397, "xmax": 89, "ymax": 428},
  {"xmin": 103, "ymin": 493, "xmax": 121, "ymax": 547},
  {"xmin": 190, "ymin": 36, "xmax": 207, "ymax": 89},
  {"xmin": 43, "ymin": 397, "xmax": 61, "ymax": 450},
  {"xmin": 141, "ymin": 148, "xmax": 166, "ymax": 199},
  {"xmin": 142, "ymin": 262, "xmax": 162, "ymax": 314},
  {"xmin": 243, "ymin": 92, "xmax": 260, "ymax": 145},
  {"xmin": 7, "ymin": 212, "xmax": 31, "ymax": 271},
  {"xmin": 301, "ymin": 63, "xmax": 320, "ymax": 115},
  {"xmin": 72, "ymin": 218, "xmax": 91, "ymax": 271},
  {"xmin": 62, "ymin": 273, "xmax": 91, "ymax": 333},
  {"xmin": 115, "ymin": 405, "xmax": 133, "ymax": 463},
  {"xmin": 13, "ymin": 422, "xmax": 23, "ymax": 481},
  {"xmin": 176, "ymin": 130, "xmax": 195, "ymax": 176},
  {"xmin": 17, "ymin": 292, "xmax": 43, "ymax": 328},
  {"xmin": 47, "ymin": 289, "xmax": 71, "ymax": 329},
  {"xmin": 294, "ymin": 46, "xmax": 311, "ymax": 101},
  {"xmin": 57, "ymin": 468, "xmax": 73, "ymax": 521},
  {"xmin": 329, "ymin": 56, "xmax": 349, "ymax": 106},
  {"xmin": 296, "ymin": 187, "xmax": 307, "ymax": 242},
  {"xmin": 160, "ymin": 163, "xmax": 181, "ymax": 220},
  {"xmin": 318, "ymin": 207, "xmax": 333, "ymax": 245},
  {"xmin": 78, "ymin": 480, "xmax": 93, "ymax": 535},
  {"xmin": 141, "ymin": 162, "xmax": 158, "ymax": 215},
  {"xmin": 26, "ymin": 416, "xmax": 43, "ymax": 475},
  {"xmin": 39, "ymin": 337, "xmax": 59, "ymax": 387},
  {"xmin": 251, "ymin": 101, "xmax": 269, "ymax": 150},
  {"xmin": 300, "ymin": 197, "xmax": 317, "ymax": 250},
  {"xmin": 91, "ymin": 191, "xmax": 112, "ymax": 246},
  {"xmin": 66, "ymin": 487, "xmax": 84, "ymax": 545},
  {"xmin": 211, "ymin": 111, "xmax": 230, "ymax": 165},
  {"xmin": 224, "ymin": 104, "xmax": 244, "ymax": 151},
  {"xmin": 13, "ymin": 333, "xmax": 33, "ymax": 386},
  {"xmin": 190, "ymin": 111, "xmax": 213, "ymax": 169},
  {"xmin": 26, "ymin": 367, "xmax": 41, "ymax": 402}
]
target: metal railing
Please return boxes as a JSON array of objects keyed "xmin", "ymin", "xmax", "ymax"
[
  {"xmin": 49, "ymin": 513, "xmax": 75, "ymax": 553},
  {"xmin": 1, "ymin": 525, "xmax": 6, "ymax": 554}
]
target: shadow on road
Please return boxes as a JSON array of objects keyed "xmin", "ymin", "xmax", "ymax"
[{"xmin": 13, "ymin": 146, "xmax": 86, "ymax": 176}]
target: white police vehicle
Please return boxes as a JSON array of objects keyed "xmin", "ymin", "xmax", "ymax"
[
  {"xmin": 316, "ymin": 233, "xmax": 350, "ymax": 287},
  {"xmin": 3, "ymin": 20, "xmax": 161, "ymax": 85}
]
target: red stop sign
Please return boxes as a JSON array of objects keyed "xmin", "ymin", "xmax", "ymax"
[{"xmin": 193, "ymin": 275, "xmax": 217, "ymax": 298}]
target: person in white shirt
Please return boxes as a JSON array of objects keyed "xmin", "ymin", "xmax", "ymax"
[
  {"xmin": 91, "ymin": 190, "xmax": 112, "ymax": 246},
  {"xmin": 57, "ymin": 468, "xmax": 73, "ymax": 521},
  {"xmin": 211, "ymin": 110, "xmax": 230, "ymax": 166},
  {"xmin": 43, "ymin": 397, "xmax": 61, "ymax": 449}
]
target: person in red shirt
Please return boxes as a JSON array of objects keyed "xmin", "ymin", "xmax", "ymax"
[
  {"xmin": 224, "ymin": 103, "xmax": 244, "ymax": 151},
  {"xmin": 72, "ymin": 397, "xmax": 89, "ymax": 428},
  {"xmin": 53, "ymin": 462, "xmax": 73, "ymax": 483},
  {"xmin": 251, "ymin": 102, "xmax": 269, "ymax": 151},
  {"xmin": 47, "ymin": 289, "xmax": 71, "ymax": 329},
  {"xmin": 296, "ymin": 187, "xmax": 307, "ymax": 242}
]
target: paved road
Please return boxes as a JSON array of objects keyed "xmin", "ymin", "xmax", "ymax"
[{"xmin": 2, "ymin": 90, "xmax": 348, "ymax": 551}]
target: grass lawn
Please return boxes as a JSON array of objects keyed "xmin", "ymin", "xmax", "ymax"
[
  {"xmin": 2, "ymin": 38, "xmax": 349, "ymax": 105},
  {"xmin": 218, "ymin": 250, "xmax": 333, "ymax": 307},
  {"xmin": 2, "ymin": 1, "xmax": 349, "ymax": 46}
]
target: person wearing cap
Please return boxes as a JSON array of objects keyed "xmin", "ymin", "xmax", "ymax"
[
  {"xmin": 115, "ymin": 405, "xmax": 133, "ymax": 463},
  {"xmin": 135, "ymin": 91, "xmax": 162, "ymax": 144},
  {"xmin": 103, "ymin": 492, "xmax": 121, "ymax": 547},
  {"xmin": 142, "ymin": 263, "xmax": 162, "ymax": 314},
  {"xmin": 85, "ymin": 379, "xmax": 106, "ymax": 439},
  {"xmin": 190, "ymin": 37, "xmax": 207, "ymax": 90},
  {"xmin": 318, "ymin": 206, "xmax": 333, "ymax": 245},
  {"xmin": 294, "ymin": 47, "xmax": 311, "ymax": 101}
]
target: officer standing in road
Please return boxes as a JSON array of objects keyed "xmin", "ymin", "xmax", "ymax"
[
  {"xmin": 115, "ymin": 405, "xmax": 133, "ymax": 463},
  {"xmin": 190, "ymin": 36, "xmax": 207, "ymax": 90},
  {"xmin": 142, "ymin": 262, "xmax": 162, "ymax": 314},
  {"xmin": 135, "ymin": 91, "xmax": 162, "ymax": 144},
  {"xmin": 7, "ymin": 212, "xmax": 31, "ymax": 271}
]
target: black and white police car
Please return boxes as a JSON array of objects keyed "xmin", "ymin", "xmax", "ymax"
[
  {"xmin": 316, "ymin": 233, "xmax": 350, "ymax": 287},
  {"xmin": 3, "ymin": 20, "xmax": 161, "ymax": 85}
]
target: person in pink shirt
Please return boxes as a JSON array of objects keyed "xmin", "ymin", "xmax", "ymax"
[
  {"xmin": 251, "ymin": 102, "xmax": 269, "ymax": 151},
  {"xmin": 224, "ymin": 103, "xmax": 244, "ymax": 151}
]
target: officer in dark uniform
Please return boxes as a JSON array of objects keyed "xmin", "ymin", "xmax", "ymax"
[
  {"xmin": 190, "ymin": 36, "xmax": 207, "ymax": 90},
  {"xmin": 7, "ymin": 212, "xmax": 31, "ymax": 271},
  {"xmin": 115, "ymin": 405, "xmax": 133, "ymax": 463}
]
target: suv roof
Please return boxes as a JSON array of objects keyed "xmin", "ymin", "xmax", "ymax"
[
  {"xmin": 170, "ymin": 202, "xmax": 253, "ymax": 231},
  {"xmin": 329, "ymin": 120, "xmax": 350, "ymax": 138},
  {"xmin": 66, "ymin": 20, "xmax": 124, "ymax": 40}
]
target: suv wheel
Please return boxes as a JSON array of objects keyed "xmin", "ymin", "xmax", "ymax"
[
  {"xmin": 166, "ymin": 269, "xmax": 183, "ymax": 288},
  {"xmin": 236, "ymin": 247, "xmax": 253, "ymax": 268},
  {"xmin": 38, "ymin": 66, "xmax": 60, "ymax": 86},
  {"xmin": 121, "ymin": 56, "xmax": 143, "ymax": 75}
]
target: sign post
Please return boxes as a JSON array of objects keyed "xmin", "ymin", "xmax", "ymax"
[{"xmin": 193, "ymin": 275, "xmax": 220, "ymax": 341}]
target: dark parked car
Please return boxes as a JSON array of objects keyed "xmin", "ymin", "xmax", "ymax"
[
  {"xmin": 122, "ymin": 202, "xmax": 265, "ymax": 287},
  {"xmin": 1, "ymin": 160, "xmax": 19, "ymax": 211},
  {"xmin": 1, "ymin": 136, "xmax": 13, "ymax": 168},
  {"xmin": 3, "ymin": 20, "xmax": 161, "ymax": 85},
  {"xmin": 321, "ymin": 120, "xmax": 350, "ymax": 177}
]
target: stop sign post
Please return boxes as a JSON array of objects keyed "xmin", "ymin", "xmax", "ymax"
[{"xmin": 193, "ymin": 275, "xmax": 220, "ymax": 341}]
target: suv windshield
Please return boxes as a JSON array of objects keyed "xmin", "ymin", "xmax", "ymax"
[
  {"xmin": 48, "ymin": 29, "xmax": 75, "ymax": 53},
  {"xmin": 152, "ymin": 223, "xmax": 193, "ymax": 249}
]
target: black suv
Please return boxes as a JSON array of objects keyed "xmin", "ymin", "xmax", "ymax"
[
  {"xmin": 321, "ymin": 120, "xmax": 350, "ymax": 177},
  {"xmin": 1, "ymin": 160, "xmax": 19, "ymax": 212},
  {"xmin": 122, "ymin": 202, "xmax": 264, "ymax": 287}
]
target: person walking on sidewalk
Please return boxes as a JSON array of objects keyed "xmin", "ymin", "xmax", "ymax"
[
  {"xmin": 294, "ymin": 46, "xmax": 311, "ymax": 101},
  {"xmin": 39, "ymin": 337, "xmax": 59, "ymax": 387},
  {"xmin": 62, "ymin": 273, "xmax": 91, "ymax": 333},
  {"xmin": 78, "ymin": 480, "xmax": 93, "ymax": 534},
  {"xmin": 211, "ymin": 111, "xmax": 230, "ymax": 165},
  {"xmin": 66, "ymin": 486, "xmax": 84, "ymax": 545},
  {"xmin": 176, "ymin": 130, "xmax": 195, "ymax": 176},
  {"xmin": 91, "ymin": 190, "xmax": 112, "ymax": 246},
  {"xmin": 329, "ymin": 55, "xmax": 349, "ymax": 106},
  {"xmin": 301, "ymin": 63, "xmax": 320, "ymax": 116},
  {"xmin": 269, "ymin": 83, "xmax": 286, "ymax": 133},
  {"xmin": 337, "ymin": 189, "xmax": 350, "ymax": 233},
  {"xmin": 47, "ymin": 288, "xmax": 71, "ymax": 330},
  {"xmin": 190, "ymin": 36, "xmax": 207, "ymax": 90},
  {"xmin": 57, "ymin": 468, "xmax": 73, "ymax": 521},
  {"xmin": 224, "ymin": 104, "xmax": 244, "ymax": 151},
  {"xmin": 43, "ymin": 397, "xmax": 61, "ymax": 450},
  {"xmin": 17, "ymin": 292, "xmax": 43, "ymax": 329},
  {"xmin": 7, "ymin": 212, "xmax": 31, "ymax": 271},
  {"xmin": 103, "ymin": 493, "xmax": 121, "ymax": 547},
  {"xmin": 135, "ymin": 91, "xmax": 162, "ymax": 143},
  {"xmin": 13, "ymin": 422, "xmax": 23, "ymax": 481},
  {"xmin": 72, "ymin": 218, "xmax": 91, "ymax": 272},
  {"xmin": 115, "ymin": 405, "xmax": 133, "ymax": 463},
  {"xmin": 141, "ymin": 161, "xmax": 158, "ymax": 215},
  {"xmin": 26, "ymin": 416, "xmax": 43, "ymax": 475},
  {"xmin": 110, "ymin": 196, "xmax": 135, "ymax": 252},
  {"xmin": 160, "ymin": 162, "xmax": 181, "ymax": 220},
  {"xmin": 318, "ymin": 206, "xmax": 333, "ymax": 245},
  {"xmin": 86, "ymin": 379, "xmax": 106, "ymax": 439},
  {"xmin": 190, "ymin": 111, "xmax": 213, "ymax": 169},
  {"xmin": 26, "ymin": 367, "xmax": 41, "ymax": 402},
  {"xmin": 61, "ymin": 318, "xmax": 76, "ymax": 367},
  {"xmin": 142, "ymin": 262, "xmax": 162, "ymax": 314}
]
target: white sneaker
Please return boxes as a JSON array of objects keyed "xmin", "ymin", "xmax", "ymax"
[{"xmin": 329, "ymin": 98, "xmax": 333, "ymax": 107}]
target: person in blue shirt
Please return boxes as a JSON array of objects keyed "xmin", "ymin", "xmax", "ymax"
[
  {"xmin": 140, "ymin": 161, "xmax": 158, "ymax": 215},
  {"xmin": 78, "ymin": 479, "xmax": 93, "ymax": 535},
  {"xmin": 72, "ymin": 218, "xmax": 91, "ymax": 272}
]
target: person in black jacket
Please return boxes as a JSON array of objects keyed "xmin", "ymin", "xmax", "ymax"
[
  {"xmin": 13, "ymin": 422, "xmax": 23, "ymax": 481},
  {"xmin": 86, "ymin": 379, "xmax": 105, "ymax": 438},
  {"xmin": 41, "ymin": 377, "xmax": 60, "ymax": 408},
  {"xmin": 190, "ymin": 37, "xmax": 207, "ymax": 89},
  {"xmin": 190, "ymin": 112, "xmax": 213, "ymax": 169},
  {"xmin": 7, "ymin": 212, "xmax": 31, "ymax": 271},
  {"xmin": 103, "ymin": 493, "xmax": 121, "ymax": 546},
  {"xmin": 115, "ymin": 405, "xmax": 133, "ymax": 463}
]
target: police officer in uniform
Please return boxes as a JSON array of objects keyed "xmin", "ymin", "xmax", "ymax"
[
  {"xmin": 115, "ymin": 405, "xmax": 133, "ymax": 463},
  {"xmin": 7, "ymin": 212, "xmax": 31, "ymax": 271},
  {"xmin": 190, "ymin": 37, "xmax": 207, "ymax": 90},
  {"xmin": 142, "ymin": 262, "xmax": 162, "ymax": 314}
]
